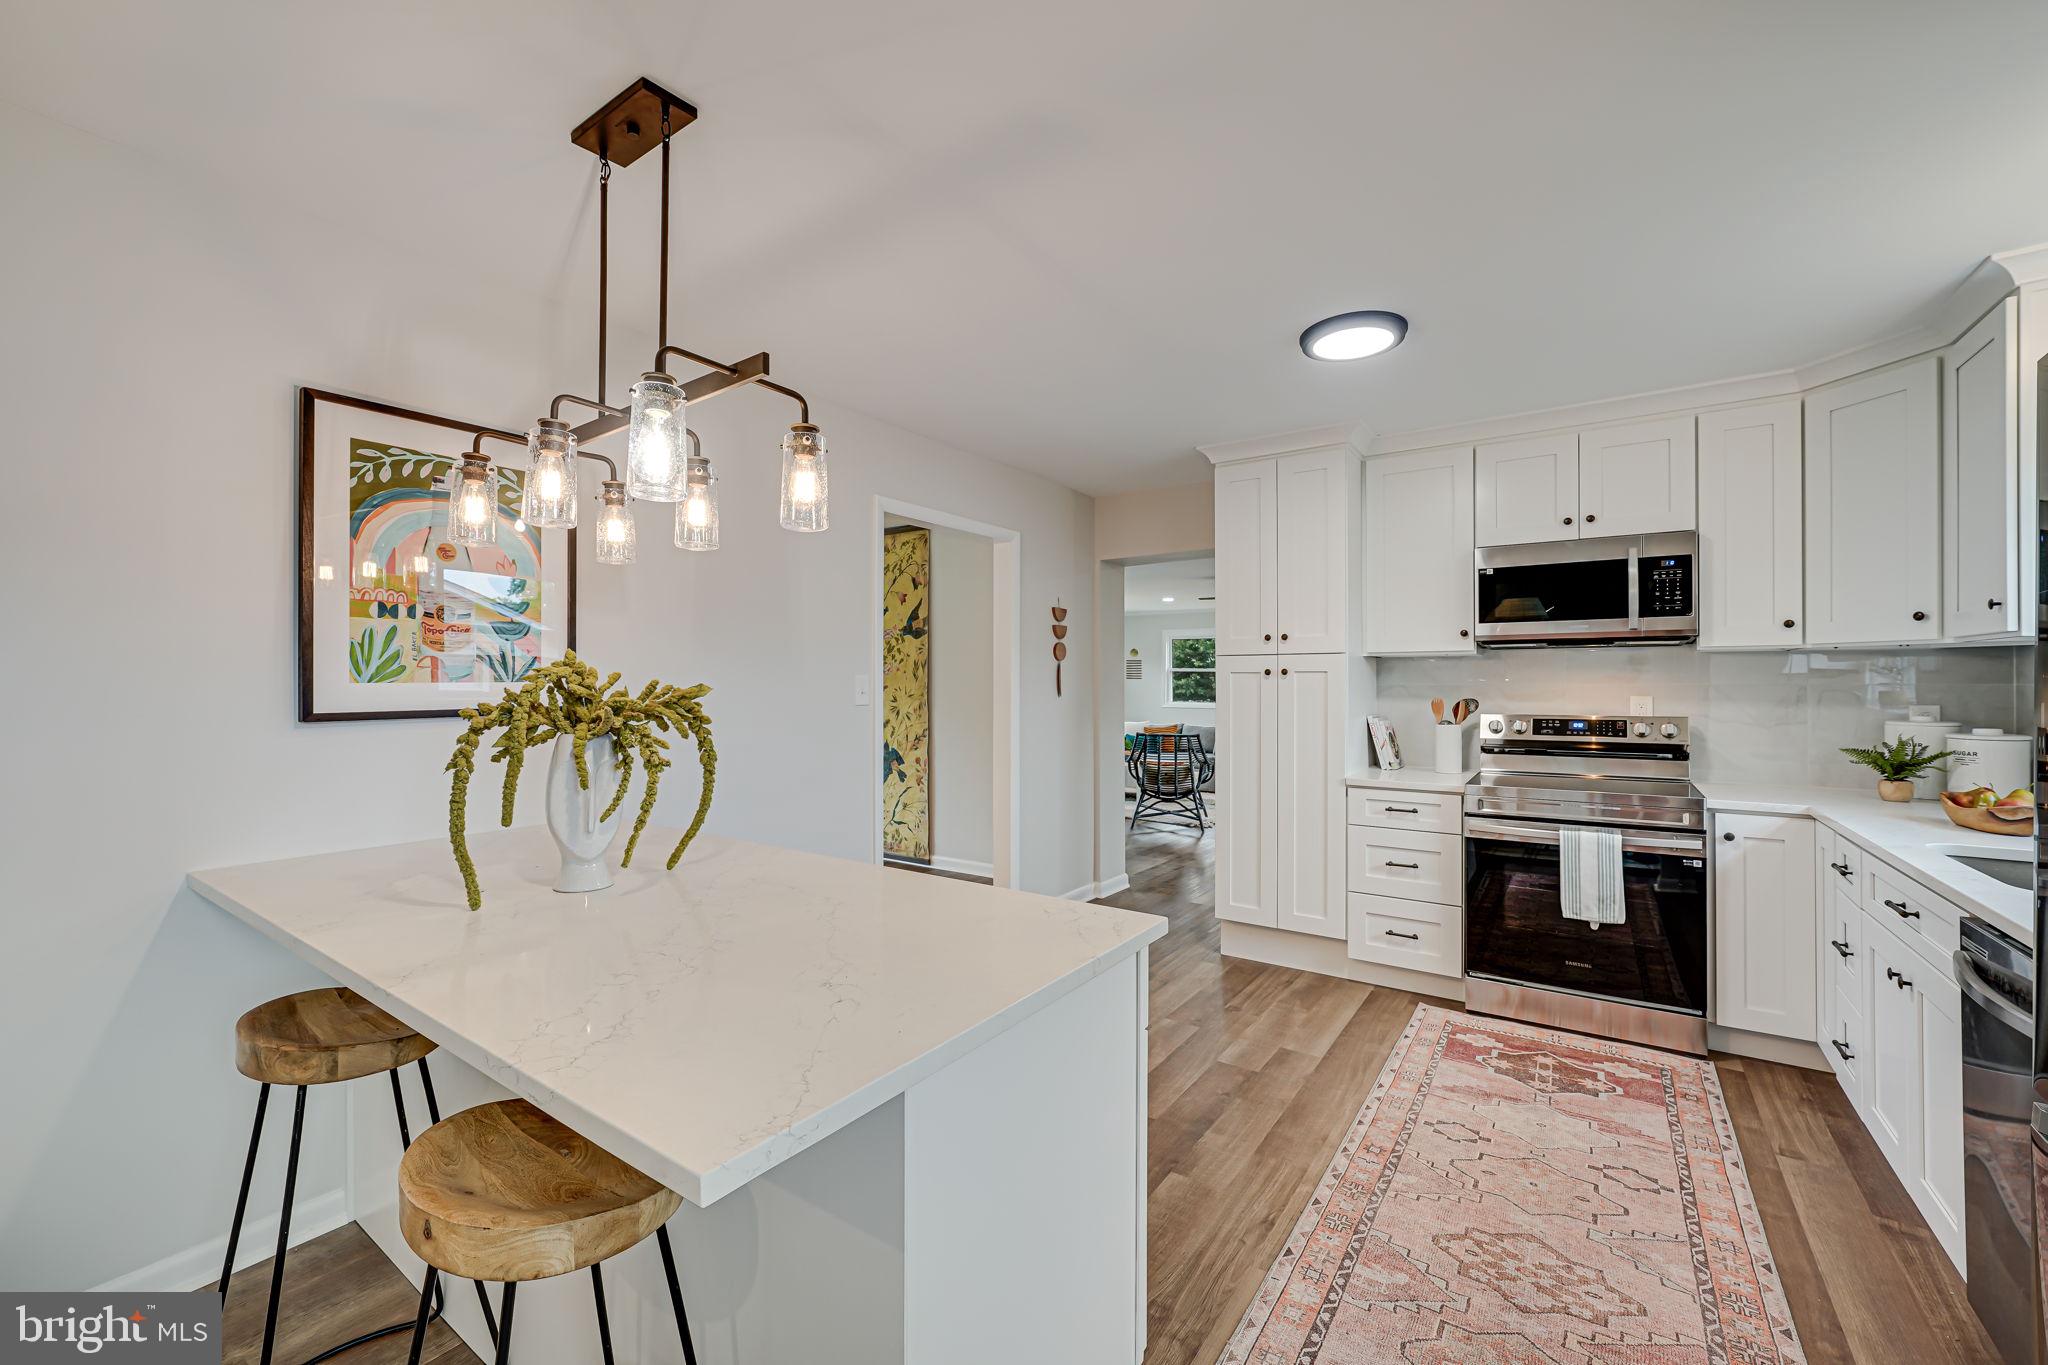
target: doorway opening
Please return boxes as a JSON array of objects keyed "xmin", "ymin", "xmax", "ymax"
[{"xmin": 870, "ymin": 497, "xmax": 1021, "ymax": 888}]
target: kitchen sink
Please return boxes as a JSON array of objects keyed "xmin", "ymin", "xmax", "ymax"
[{"xmin": 1928, "ymin": 843, "xmax": 2035, "ymax": 890}]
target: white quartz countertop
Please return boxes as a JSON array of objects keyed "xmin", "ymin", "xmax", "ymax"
[
  {"xmin": 189, "ymin": 827, "xmax": 1166, "ymax": 1206},
  {"xmin": 1697, "ymin": 783, "xmax": 2033, "ymax": 947},
  {"xmin": 1344, "ymin": 767, "xmax": 1475, "ymax": 793}
]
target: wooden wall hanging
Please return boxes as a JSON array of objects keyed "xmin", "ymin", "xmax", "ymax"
[{"xmin": 1051, "ymin": 602, "xmax": 1068, "ymax": 696}]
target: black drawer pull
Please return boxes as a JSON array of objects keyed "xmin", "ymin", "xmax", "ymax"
[
  {"xmin": 1829, "ymin": 861, "xmax": 1851, "ymax": 877},
  {"xmin": 1887, "ymin": 967, "xmax": 1912, "ymax": 990},
  {"xmin": 1830, "ymin": 939, "xmax": 1852, "ymax": 959},
  {"xmin": 1384, "ymin": 929, "xmax": 1421, "ymax": 941},
  {"xmin": 1384, "ymin": 806, "xmax": 1421, "ymax": 814},
  {"xmin": 1883, "ymin": 898, "xmax": 1919, "ymax": 919},
  {"xmin": 1384, "ymin": 860, "xmax": 1420, "ymax": 869},
  {"xmin": 1831, "ymin": 1038, "xmax": 1855, "ymax": 1061}
]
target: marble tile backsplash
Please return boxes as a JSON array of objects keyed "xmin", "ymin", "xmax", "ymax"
[{"xmin": 1376, "ymin": 646, "xmax": 2026, "ymax": 788}]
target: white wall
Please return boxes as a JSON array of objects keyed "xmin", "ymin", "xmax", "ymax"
[
  {"xmin": 926, "ymin": 525, "xmax": 994, "ymax": 871},
  {"xmin": 0, "ymin": 100, "xmax": 1098, "ymax": 1292},
  {"xmin": 1122, "ymin": 609, "xmax": 1216, "ymax": 728}
]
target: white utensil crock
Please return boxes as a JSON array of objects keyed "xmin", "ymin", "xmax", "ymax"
[
  {"xmin": 546, "ymin": 733, "xmax": 623, "ymax": 893},
  {"xmin": 1434, "ymin": 724, "xmax": 1467, "ymax": 775}
]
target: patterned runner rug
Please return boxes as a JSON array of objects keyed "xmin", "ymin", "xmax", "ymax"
[{"xmin": 1219, "ymin": 1004, "xmax": 1806, "ymax": 1364}]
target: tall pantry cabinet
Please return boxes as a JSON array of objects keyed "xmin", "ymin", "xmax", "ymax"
[{"xmin": 1212, "ymin": 446, "xmax": 1373, "ymax": 940}]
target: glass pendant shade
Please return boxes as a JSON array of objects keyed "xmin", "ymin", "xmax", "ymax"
[
  {"xmin": 447, "ymin": 455, "xmax": 498, "ymax": 546},
  {"xmin": 625, "ymin": 372, "xmax": 688, "ymax": 502},
  {"xmin": 675, "ymin": 444, "xmax": 720, "ymax": 551},
  {"xmin": 521, "ymin": 419, "xmax": 579, "ymax": 529},
  {"xmin": 779, "ymin": 424, "xmax": 829, "ymax": 532},
  {"xmin": 595, "ymin": 481, "xmax": 637, "ymax": 565}
]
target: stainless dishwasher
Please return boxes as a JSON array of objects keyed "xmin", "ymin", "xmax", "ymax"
[{"xmin": 1958, "ymin": 915, "xmax": 2035, "ymax": 1364}]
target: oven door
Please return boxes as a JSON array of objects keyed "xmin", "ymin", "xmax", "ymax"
[{"xmin": 1464, "ymin": 816, "xmax": 1709, "ymax": 1015}]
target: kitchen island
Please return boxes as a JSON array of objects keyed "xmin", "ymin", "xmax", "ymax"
[{"xmin": 189, "ymin": 827, "xmax": 1165, "ymax": 1365}]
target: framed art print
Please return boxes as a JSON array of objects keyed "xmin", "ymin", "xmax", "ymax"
[{"xmin": 298, "ymin": 388, "xmax": 576, "ymax": 721}]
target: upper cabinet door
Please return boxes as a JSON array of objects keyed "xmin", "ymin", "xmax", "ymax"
[
  {"xmin": 1803, "ymin": 357, "xmax": 1941, "ymax": 645},
  {"xmin": 1364, "ymin": 447, "xmax": 1476, "ymax": 655},
  {"xmin": 1274, "ymin": 448, "xmax": 1359, "ymax": 654},
  {"xmin": 1475, "ymin": 434, "xmax": 1579, "ymax": 546},
  {"xmin": 1578, "ymin": 416, "xmax": 1697, "ymax": 537},
  {"xmin": 1697, "ymin": 401, "xmax": 1804, "ymax": 649},
  {"xmin": 1213, "ymin": 460, "xmax": 1278, "ymax": 654},
  {"xmin": 1943, "ymin": 298, "xmax": 2020, "ymax": 640}
]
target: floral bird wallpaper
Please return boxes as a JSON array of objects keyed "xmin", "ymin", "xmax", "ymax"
[{"xmin": 881, "ymin": 526, "xmax": 933, "ymax": 862}]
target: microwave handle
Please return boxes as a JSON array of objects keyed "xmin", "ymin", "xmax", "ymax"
[
  {"xmin": 1626, "ymin": 539, "xmax": 1641, "ymax": 631},
  {"xmin": 1465, "ymin": 816, "xmax": 1705, "ymax": 856}
]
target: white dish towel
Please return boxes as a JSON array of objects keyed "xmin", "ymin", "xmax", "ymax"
[{"xmin": 1559, "ymin": 826, "xmax": 1625, "ymax": 928}]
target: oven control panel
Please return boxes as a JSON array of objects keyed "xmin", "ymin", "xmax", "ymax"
[{"xmin": 1480, "ymin": 713, "xmax": 1690, "ymax": 747}]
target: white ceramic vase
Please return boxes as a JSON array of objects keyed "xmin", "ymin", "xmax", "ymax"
[{"xmin": 546, "ymin": 733, "xmax": 623, "ymax": 894}]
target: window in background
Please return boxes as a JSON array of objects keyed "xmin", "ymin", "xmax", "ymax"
[{"xmin": 1166, "ymin": 631, "xmax": 1216, "ymax": 706}]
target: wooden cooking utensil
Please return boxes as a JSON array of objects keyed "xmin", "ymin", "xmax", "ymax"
[{"xmin": 1431, "ymin": 697, "xmax": 1446, "ymax": 725}]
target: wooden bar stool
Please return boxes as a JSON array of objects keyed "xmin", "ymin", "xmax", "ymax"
[
  {"xmin": 222, "ymin": 987, "xmax": 498, "ymax": 1365},
  {"xmin": 398, "ymin": 1098, "xmax": 698, "ymax": 1365}
]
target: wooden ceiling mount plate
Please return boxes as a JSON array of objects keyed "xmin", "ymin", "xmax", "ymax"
[{"xmin": 570, "ymin": 78, "xmax": 698, "ymax": 168}]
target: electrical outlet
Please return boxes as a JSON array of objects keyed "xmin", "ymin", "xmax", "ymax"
[{"xmin": 1629, "ymin": 695, "xmax": 1653, "ymax": 716}]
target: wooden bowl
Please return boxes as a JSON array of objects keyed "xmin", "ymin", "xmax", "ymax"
[{"xmin": 1938, "ymin": 797, "xmax": 2035, "ymax": 837}]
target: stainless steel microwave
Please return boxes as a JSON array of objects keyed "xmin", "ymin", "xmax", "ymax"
[{"xmin": 1474, "ymin": 531, "xmax": 1698, "ymax": 647}]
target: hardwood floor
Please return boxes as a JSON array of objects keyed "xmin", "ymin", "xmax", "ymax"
[
  {"xmin": 217, "ymin": 820, "xmax": 1999, "ymax": 1365},
  {"xmin": 1101, "ymin": 819, "xmax": 2000, "ymax": 1365}
]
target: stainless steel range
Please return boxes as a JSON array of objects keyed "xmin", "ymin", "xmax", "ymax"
[{"xmin": 1462, "ymin": 712, "xmax": 1710, "ymax": 1054}]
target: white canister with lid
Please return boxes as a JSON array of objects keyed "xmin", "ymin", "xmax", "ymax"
[
  {"xmin": 1883, "ymin": 719, "xmax": 1961, "ymax": 799},
  {"xmin": 1944, "ymin": 729, "xmax": 2033, "ymax": 799}
]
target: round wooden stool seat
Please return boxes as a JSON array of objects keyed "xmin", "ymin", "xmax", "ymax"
[
  {"xmin": 234, "ymin": 987, "xmax": 435, "ymax": 1086},
  {"xmin": 398, "ymin": 1099, "xmax": 682, "ymax": 1283}
]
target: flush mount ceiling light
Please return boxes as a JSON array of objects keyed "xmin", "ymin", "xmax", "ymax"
[
  {"xmin": 453, "ymin": 78, "xmax": 826, "ymax": 562},
  {"xmin": 1299, "ymin": 310, "xmax": 1409, "ymax": 362}
]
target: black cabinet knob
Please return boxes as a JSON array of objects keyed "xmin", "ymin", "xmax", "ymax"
[
  {"xmin": 1562, "ymin": 516, "xmax": 1574, "ymax": 525},
  {"xmin": 1459, "ymin": 629, "xmax": 1470, "ymax": 638},
  {"xmin": 1721, "ymin": 831, "xmax": 1735, "ymax": 842},
  {"xmin": 1783, "ymin": 619, "xmax": 1796, "ymax": 629},
  {"xmin": 1989, "ymin": 598, "xmax": 2003, "ymax": 610},
  {"xmin": 1912, "ymin": 611, "xmax": 1926, "ymax": 622},
  {"xmin": 1263, "ymin": 633, "xmax": 1272, "ymax": 641},
  {"xmin": 1262, "ymin": 668, "xmax": 1271, "ymax": 676},
  {"xmin": 1279, "ymin": 668, "xmax": 1289, "ymax": 676},
  {"xmin": 1584, "ymin": 514, "xmax": 1596, "ymax": 524},
  {"xmin": 1279, "ymin": 632, "xmax": 1289, "ymax": 640}
]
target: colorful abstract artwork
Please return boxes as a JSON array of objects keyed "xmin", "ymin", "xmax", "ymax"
[
  {"xmin": 881, "ymin": 525, "xmax": 932, "ymax": 862},
  {"xmin": 299, "ymin": 389, "xmax": 574, "ymax": 721}
]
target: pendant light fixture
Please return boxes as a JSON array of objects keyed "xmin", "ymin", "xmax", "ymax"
[{"xmin": 441, "ymin": 79, "xmax": 826, "ymax": 566}]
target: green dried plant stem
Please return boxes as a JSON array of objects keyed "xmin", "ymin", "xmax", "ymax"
[
  {"xmin": 601, "ymin": 750, "xmax": 636, "ymax": 822},
  {"xmin": 572, "ymin": 724, "xmax": 590, "ymax": 789},
  {"xmin": 622, "ymin": 757, "xmax": 665, "ymax": 866},
  {"xmin": 667, "ymin": 718, "xmax": 718, "ymax": 870}
]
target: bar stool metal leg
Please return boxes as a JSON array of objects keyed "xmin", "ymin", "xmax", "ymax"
[
  {"xmin": 404, "ymin": 1267, "xmax": 439, "ymax": 1365},
  {"xmin": 416, "ymin": 1057, "xmax": 500, "ymax": 1349},
  {"xmin": 492, "ymin": 1282, "xmax": 517, "ymax": 1365},
  {"xmin": 656, "ymin": 1226, "xmax": 699, "ymax": 1365},
  {"xmin": 218, "ymin": 1082, "xmax": 271, "ymax": 1303},
  {"xmin": 589, "ymin": 1264, "xmax": 616, "ymax": 1365},
  {"xmin": 258, "ymin": 1085, "xmax": 307, "ymax": 1365}
]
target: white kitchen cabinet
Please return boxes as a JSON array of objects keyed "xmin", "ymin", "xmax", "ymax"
[
  {"xmin": 1273, "ymin": 658, "xmax": 1347, "ymax": 939},
  {"xmin": 1364, "ymin": 447, "xmax": 1476, "ymax": 654},
  {"xmin": 1803, "ymin": 357, "xmax": 1941, "ymax": 645},
  {"xmin": 1214, "ymin": 460, "xmax": 1278, "ymax": 655},
  {"xmin": 1577, "ymin": 416, "xmax": 1696, "ymax": 537},
  {"xmin": 1214, "ymin": 659, "xmax": 1277, "ymax": 927},
  {"xmin": 1712, "ymin": 813, "xmax": 1817, "ymax": 1040},
  {"xmin": 1914, "ymin": 968, "xmax": 1965, "ymax": 1260},
  {"xmin": 1943, "ymin": 297, "xmax": 2021, "ymax": 640},
  {"xmin": 1474, "ymin": 433, "xmax": 1578, "ymax": 546},
  {"xmin": 1212, "ymin": 448, "xmax": 1359, "ymax": 655},
  {"xmin": 1863, "ymin": 919, "xmax": 1922, "ymax": 1177},
  {"xmin": 1275, "ymin": 449, "xmax": 1360, "ymax": 654},
  {"xmin": 1697, "ymin": 401, "xmax": 1804, "ymax": 649}
]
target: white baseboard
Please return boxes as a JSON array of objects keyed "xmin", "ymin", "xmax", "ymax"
[
  {"xmin": 1059, "ymin": 881, "xmax": 1100, "ymax": 901},
  {"xmin": 93, "ymin": 1187, "xmax": 351, "ymax": 1293},
  {"xmin": 927, "ymin": 855, "xmax": 996, "ymax": 880},
  {"xmin": 1709, "ymin": 1025, "xmax": 1829, "ymax": 1071},
  {"xmin": 1094, "ymin": 874, "xmax": 1131, "ymax": 899}
]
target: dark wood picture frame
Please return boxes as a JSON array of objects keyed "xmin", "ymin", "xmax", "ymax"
[{"xmin": 297, "ymin": 387, "xmax": 578, "ymax": 722}]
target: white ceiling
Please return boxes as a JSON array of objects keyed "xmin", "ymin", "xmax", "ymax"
[
  {"xmin": 1125, "ymin": 559, "xmax": 1216, "ymax": 613},
  {"xmin": 8, "ymin": 1, "xmax": 2047, "ymax": 494}
]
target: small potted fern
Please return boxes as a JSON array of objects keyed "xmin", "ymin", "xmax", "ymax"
[{"xmin": 1839, "ymin": 735, "xmax": 1950, "ymax": 803}]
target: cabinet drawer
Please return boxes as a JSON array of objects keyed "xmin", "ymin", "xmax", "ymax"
[
  {"xmin": 1865, "ymin": 864, "xmax": 1960, "ymax": 970},
  {"xmin": 1347, "ymin": 827, "xmax": 1462, "ymax": 904},
  {"xmin": 1347, "ymin": 895, "xmax": 1461, "ymax": 976},
  {"xmin": 1346, "ymin": 787, "xmax": 1462, "ymax": 834},
  {"xmin": 1821, "ymin": 885, "xmax": 1866, "ymax": 1014},
  {"xmin": 1820, "ymin": 985, "xmax": 1866, "ymax": 1104}
]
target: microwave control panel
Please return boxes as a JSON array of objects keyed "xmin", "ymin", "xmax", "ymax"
[{"xmin": 1638, "ymin": 554, "xmax": 1694, "ymax": 618}]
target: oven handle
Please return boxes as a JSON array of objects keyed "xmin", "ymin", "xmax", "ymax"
[
  {"xmin": 1464, "ymin": 816, "xmax": 1706, "ymax": 856},
  {"xmin": 1953, "ymin": 949, "xmax": 2032, "ymax": 1034}
]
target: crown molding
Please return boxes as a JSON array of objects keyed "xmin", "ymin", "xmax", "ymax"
[
  {"xmin": 1198, "ymin": 422, "xmax": 1362, "ymax": 465},
  {"xmin": 1215, "ymin": 246, "xmax": 2041, "ymax": 462}
]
